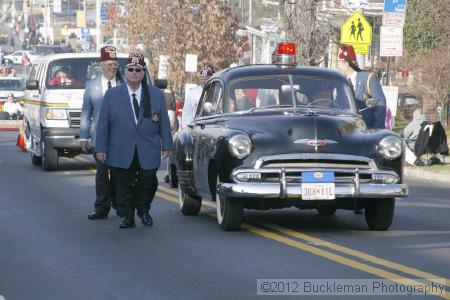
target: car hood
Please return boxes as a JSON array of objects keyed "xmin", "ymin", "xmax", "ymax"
[{"xmin": 224, "ymin": 110, "xmax": 368, "ymax": 156}]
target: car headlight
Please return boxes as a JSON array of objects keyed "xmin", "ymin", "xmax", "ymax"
[
  {"xmin": 228, "ymin": 134, "xmax": 252, "ymax": 159},
  {"xmin": 377, "ymin": 136, "xmax": 403, "ymax": 159},
  {"xmin": 45, "ymin": 108, "xmax": 67, "ymax": 120}
]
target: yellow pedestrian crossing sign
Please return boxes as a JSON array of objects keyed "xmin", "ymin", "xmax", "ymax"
[{"xmin": 340, "ymin": 12, "xmax": 372, "ymax": 46}]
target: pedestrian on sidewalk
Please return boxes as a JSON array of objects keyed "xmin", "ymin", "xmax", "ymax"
[
  {"xmin": 81, "ymin": 45, "xmax": 124, "ymax": 220},
  {"xmin": 95, "ymin": 53, "xmax": 173, "ymax": 229}
]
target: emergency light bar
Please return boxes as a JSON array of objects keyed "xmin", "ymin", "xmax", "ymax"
[{"xmin": 272, "ymin": 42, "xmax": 297, "ymax": 66}]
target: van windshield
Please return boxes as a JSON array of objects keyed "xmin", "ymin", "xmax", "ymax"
[{"xmin": 45, "ymin": 57, "xmax": 149, "ymax": 89}]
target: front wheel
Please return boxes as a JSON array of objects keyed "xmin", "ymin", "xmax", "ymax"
[
  {"xmin": 364, "ymin": 198, "xmax": 395, "ymax": 231},
  {"xmin": 178, "ymin": 185, "xmax": 201, "ymax": 215},
  {"xmin": 216, "ymin": 194, "xmax": 243, "ymax": 231},
  {"xmin": 41, "ymin": 139, "xmax": 59, "ymax": 171}
]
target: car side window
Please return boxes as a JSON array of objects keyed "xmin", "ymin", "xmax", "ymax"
[
  {"xmin": 197, "ymin": 82, "xmax": 223, "ymax": 118},
  {"xmin": 209, "ymin": 82, "xmax": 223, "ymax": 115},
  {"xmin": 196, "ymin": 83, "xmax": 210, "ymax": 118}
]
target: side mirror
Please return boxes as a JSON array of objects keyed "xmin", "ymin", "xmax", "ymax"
[
  {"xmin": 154, "ymin": 79, "xmax": 168, "ymax": 90},
  {"xmin": 203, "ymin": 102, "xmax": 213, "ymax": 114},
  {"xmin": 359, "ymin": 98, "xmax": 376, "ymax": 112},
  {"xmin": 26, "ymin": 79, "xmax": 39, "ymax": 90}
]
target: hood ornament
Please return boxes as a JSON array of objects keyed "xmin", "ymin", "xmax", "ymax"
[{"xmin": 294, "ymin": 139, "xmax": 338, "ymax": 147}]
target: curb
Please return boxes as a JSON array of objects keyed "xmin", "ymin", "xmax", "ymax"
[
  {"xmin": 0, "ymin": 120, "xmax": 22, "ymax": 131},
  {"xmin": 404, "ymin": 167, "xmax": 450, "ymax": 183}
]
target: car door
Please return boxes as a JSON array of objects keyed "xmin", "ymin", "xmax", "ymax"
[{"xmin": 193, "ymin": 81, "xmax": 224, "ymax": 195}]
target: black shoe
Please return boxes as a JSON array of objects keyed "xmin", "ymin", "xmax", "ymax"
[
  {"xmin": 139, "ymin": 212, "xmax": 153, "ymax": 226},
  {"xmin": 119, "ymin": 215, "xmax": 135, "ymax": 229},
  {"xmin": 88, "ymin": 211, "xmax": 108, "ymax": 220}
]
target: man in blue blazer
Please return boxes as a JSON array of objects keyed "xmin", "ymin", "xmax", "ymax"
[
  {"xmin": 81, "ymin": 46, "xmax": 124, "ymax": 220},
  {"xmin": 337, "ymin": 45, "xmax": 387, "ymax": 129},
  {"xmin": 95, "ymin": 53, "xmax": 173, "ymax": 228}
]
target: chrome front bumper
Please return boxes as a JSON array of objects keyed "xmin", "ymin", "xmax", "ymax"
[
  {"xmin": 217, "ymin": 161, "xmax": 409, "ymax": 200},
  {"xmin": 217, "ymin": 182, "xmax": 409, "ymax": 199}
]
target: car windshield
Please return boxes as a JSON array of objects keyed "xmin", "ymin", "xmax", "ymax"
[
  {"xmin": 45, "ymin": 57, "xmax": 149, "ymax": 89},
  {"xmin": 0, "ymin": 79, "xmax": 23, "ymax": 91},
  {"xmin": 226, "ymin": 75, "xmax": 356, "ymax": 114}
]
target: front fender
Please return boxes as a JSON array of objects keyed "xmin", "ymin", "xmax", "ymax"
[{"xmin": 172, "ymin": 130, "xmax": 194, "ymax": 171}]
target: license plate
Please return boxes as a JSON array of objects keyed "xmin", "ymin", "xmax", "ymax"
[{"xmin": 301, "ymin": 183, "xmax": 336, "ymax": 200}]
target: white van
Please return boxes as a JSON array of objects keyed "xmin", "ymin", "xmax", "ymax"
[{"xmin": 24, "ymin": 52, "xmax": 165, "ymax": 171}]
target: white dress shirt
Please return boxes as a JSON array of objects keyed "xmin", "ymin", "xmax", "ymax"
[
  {"xmin": 127, "ymin": 84, "xmax": 142, "ymax": 124},
  {"xmin": 348, "ymin": 71, "xmax": 357, "ymax": 89},
  {"xmin": 101, "ymin": 75, "xmax": 117, "ymax": 96}
]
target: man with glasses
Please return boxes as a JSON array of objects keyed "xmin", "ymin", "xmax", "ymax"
[
  {"xmin": 81, "ymin": 45, "xmax": 124, "ymax": 220},
  {"xmin": 95, "ymin": 53, "xmax": 173, "ymax": 229}
]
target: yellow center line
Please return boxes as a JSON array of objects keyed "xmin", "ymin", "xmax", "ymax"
[
  {"xmin": 260, "ymin": 222, "xmax": 450, "ymax": 289},
  {"xmin": 155, "ymin": 191, "xmax": 449, "ymax": 299},
  {"xmin": 77, "ymin": 159, "xmax": 449, "ymax": 297}
]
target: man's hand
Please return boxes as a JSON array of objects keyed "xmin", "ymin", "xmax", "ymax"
[
  {"xmin": 96, "ymin": 152, "xmax": 107, "ymax": 163},
  {"xmin": 162, "ymin": 150, "xmax": 172, "ymax": 159},
  {"xmin": 80, "ymin": 140, "xmax": 90, "ymax": 153}
]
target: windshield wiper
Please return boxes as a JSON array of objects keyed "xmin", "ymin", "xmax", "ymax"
[{"xmin": 248, "ymin": 105, "xmax": 294, "ymax": 112}]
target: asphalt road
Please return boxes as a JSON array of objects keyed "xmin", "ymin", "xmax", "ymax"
[{"xmin": 0, "ymin": 131, "xmax": 449, "ymax": 300}]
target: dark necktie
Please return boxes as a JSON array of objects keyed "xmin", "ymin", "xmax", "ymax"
[
  {"xmin": 132, "ymin": 93, "xmax": 139, "ymax": 120},
  {"xmin": 107, "ymin": 80, "xmax": 112, "ymax": 90}
]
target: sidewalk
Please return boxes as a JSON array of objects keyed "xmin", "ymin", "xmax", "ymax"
[{"xmin": 404, "ymin": 155, "xmax": 450, "ymax": 183}]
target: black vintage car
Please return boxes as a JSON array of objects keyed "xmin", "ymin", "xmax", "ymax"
[{"xmin": 170, "ymin": 44, "xmax": 408, "ymax": 231}]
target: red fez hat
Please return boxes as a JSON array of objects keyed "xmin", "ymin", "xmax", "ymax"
[
  {"xmin": 338, "ymin": 45, "xmax": 357, "ymax": 61},
  {"xmin": 127, "ymin": 53, "xmax": 146, "ymax": 68},
  {"xmin": 100, "ymin": 45, "xmax": 117, "ymax": 62},
  {"xmin": 199, "ymin": 65, "xmax": 215, "ymax": 78}
]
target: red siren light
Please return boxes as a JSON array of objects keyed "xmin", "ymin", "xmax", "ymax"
[
  {"xmin": 277, "ymin": 42, "xmax": 296, "ymax": 56},
  {"xmin": 272, "ymin": 42, "xmax": 297, "ymax": 66}
]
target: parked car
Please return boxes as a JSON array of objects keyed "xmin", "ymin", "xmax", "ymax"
[
  {"xmin": 3, "ymin": 50, "xmax": 39, "ymax": 65},
  {"xmin": 170, "ymin": 42, "xmax": 409, "ymax": 231}
]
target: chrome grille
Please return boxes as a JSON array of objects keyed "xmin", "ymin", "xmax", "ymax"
[
  {"xmin": 68, "ymin": 110, "xmax": 81, "ymax": 128},
  {"xmin": 234, "ymin": 153, "xmax": 381, "ymax": 184}
]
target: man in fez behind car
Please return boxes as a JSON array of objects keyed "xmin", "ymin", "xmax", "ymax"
[
  {"xmin": 81, "ymin": 45, "xmax": 124, "ymax": 220},
  {"xmin": 95, "ymin": 53, "xmax": 173, "ymax": 229}
]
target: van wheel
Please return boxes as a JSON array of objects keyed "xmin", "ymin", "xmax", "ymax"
[
  {"xmin": 365, "ymin": 198, "xmax": 395, "ymax": 231},
  {"xmin": 41, "ymin": 139, "xmax": 59, "ymax": 171},
  {"xmin": 31, "ymin": 153, "xmax": 42, "ymax": 166},
  {"xmin": 178, "ymin": 185, "xmax": 201, "ymax": 215}
]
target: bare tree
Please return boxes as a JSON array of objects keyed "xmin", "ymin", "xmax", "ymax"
[
  {"xmin": 411, "ymin": 48, "xmax": 450, "ymax": 124},
  {"xmin": 280, "ymin": 0, "xmax": 335, "ymax": 66},
  {"xmin": 105, "ymin": 0, "xmax": 243, "ymax": 89}
]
